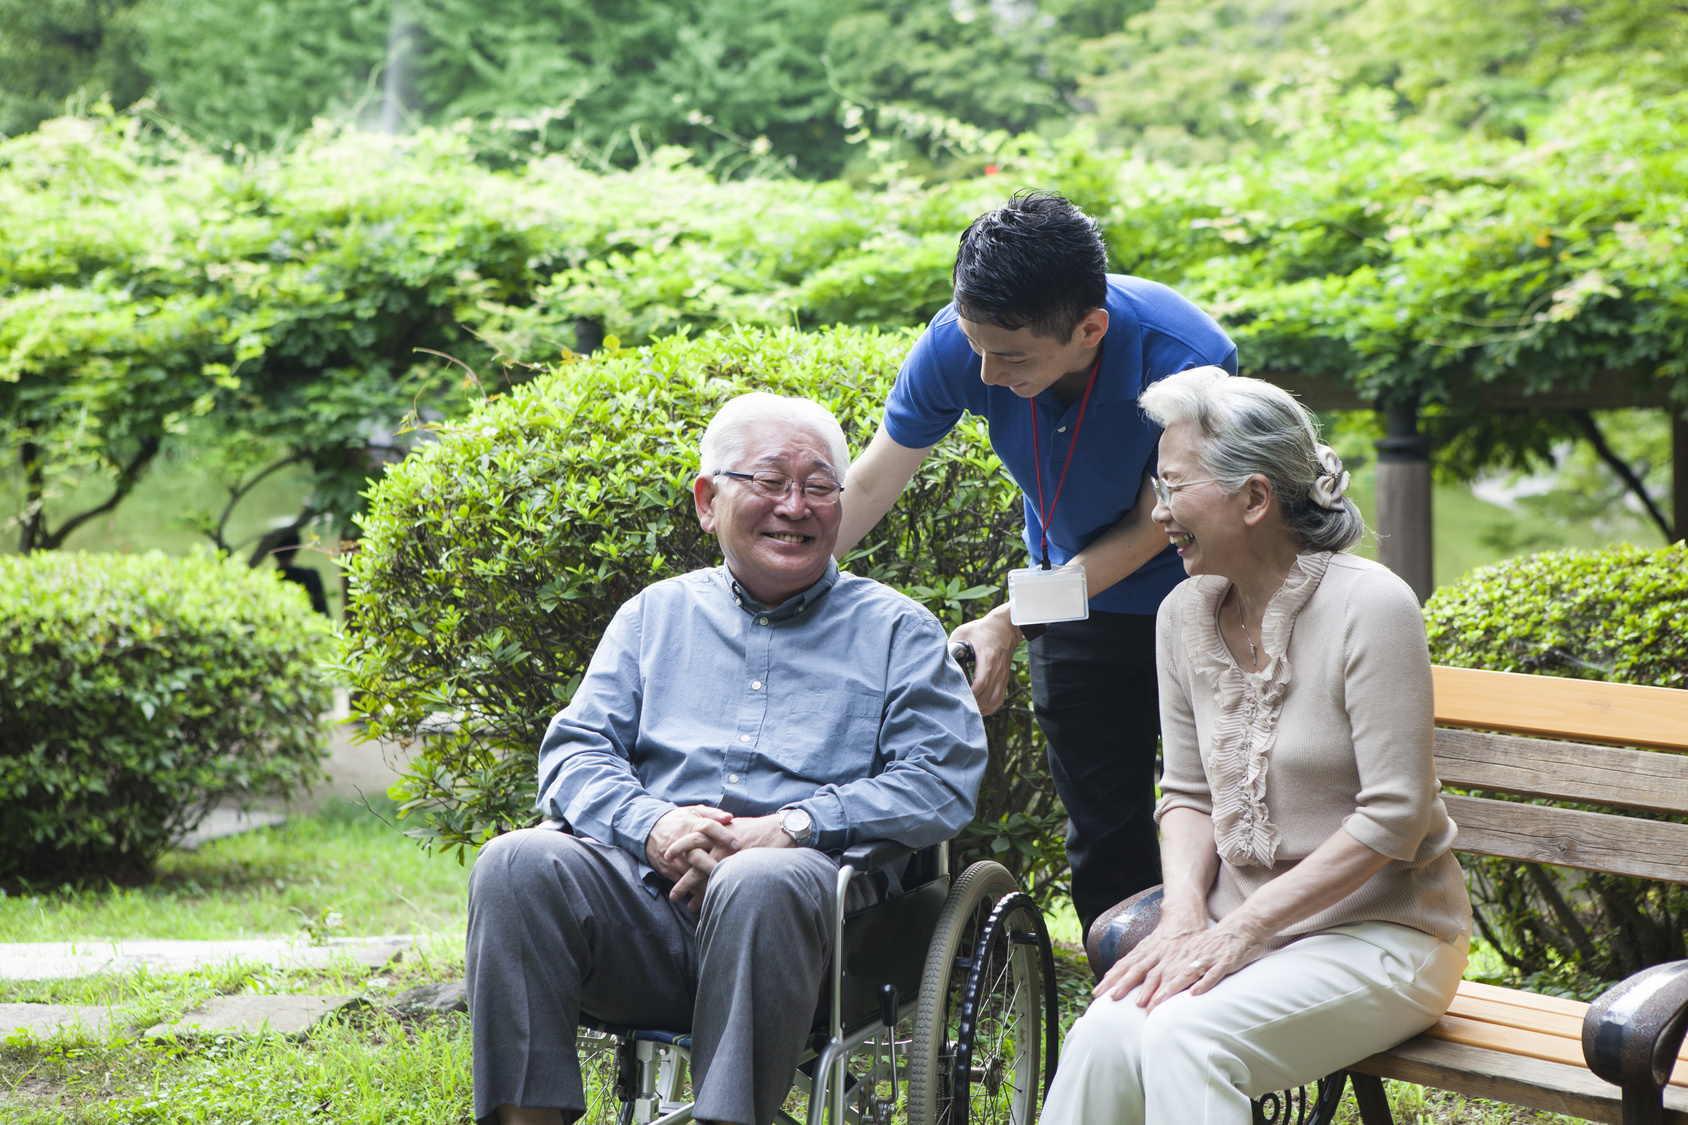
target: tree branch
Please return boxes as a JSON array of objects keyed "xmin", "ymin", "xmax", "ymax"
[
  {"xmin": 19, "ymin": 441, "xmax": 44, "ymax": 554},
  {"xmin": 1572, "ymin": 410, "xmax": 1676, "ymax": 542},
  {"xmin": 38, "ymin": 436, "xmax": 163, "ymax": 551},
  {"xmin": 212, "ymin": 453, "xmax": 309, "ymax": 552},
  {"xmin": 247, "ymin": 506, "xmax": 319, "ymax": 568}
]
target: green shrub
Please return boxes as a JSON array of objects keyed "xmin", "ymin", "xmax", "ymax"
[
  {"xmin": 0, "ymin": 551, "xmax": 333, "ymax": 885},
  {"xmin": 1425, "ymin": 543, "xmax": 1688, "ymax": 688},
  {"xmin": 1424, "ymin": 544, "xmax": 1688, "ymax": 987},
  {"xmin": 341, "ymin": 325, "xmax": 1070, "ymax": 895}
]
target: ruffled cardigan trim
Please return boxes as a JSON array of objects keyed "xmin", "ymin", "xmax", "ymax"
[{"xmin": 1185, "ymin": 552, "xmax": 1333, "ymax": 867}]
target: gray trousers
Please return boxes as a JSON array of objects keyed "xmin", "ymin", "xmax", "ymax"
[{"xmin": 467, "ymin": 828, "xmax": 837, "ymax": 1125}]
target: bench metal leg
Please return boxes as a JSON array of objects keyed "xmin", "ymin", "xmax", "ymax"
[{"xmin": 1350, "ymin": 1073, "xmax": 1394, "ymax": 1125}]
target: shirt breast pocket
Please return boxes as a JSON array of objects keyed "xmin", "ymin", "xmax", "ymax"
[{"xmin": 770, "ymin": 688, "xmax": 884, "ymax": 783}]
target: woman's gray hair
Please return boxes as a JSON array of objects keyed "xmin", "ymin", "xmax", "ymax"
[
  {"xmin": 1139, "ymin": 367, "xmax": 1366, "ymax": 552},
  {"xmin": 699, "ymin": 392, "xmax": 851, "ymax": 481}
]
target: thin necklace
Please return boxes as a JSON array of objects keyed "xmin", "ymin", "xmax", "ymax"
[{"xmin": 1235, "ymin": 594, "xmax": 1260, "ymax": 669}]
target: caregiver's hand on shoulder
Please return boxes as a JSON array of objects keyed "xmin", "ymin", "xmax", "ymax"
[{"xmin": 1094, "ymin": 904, "xmax": 1269, "ymax": 1011}]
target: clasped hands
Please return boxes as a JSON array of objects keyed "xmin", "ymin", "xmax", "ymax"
[
  {"xmin": 644, "ymin": 804, "xmax": 794, "ymax": 912},
  {"xmin": 1093, "ymin": 899, "xmax": 1269, "ymax": 1011}
]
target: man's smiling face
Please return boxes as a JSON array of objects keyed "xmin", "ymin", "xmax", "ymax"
[
  {"xmin": 955, "ymin": 308, "xmax": 1108, "ymax": 399},
  {"xmin": 694, "ymin": 420, "xmax": 843, "ymax": 606}
]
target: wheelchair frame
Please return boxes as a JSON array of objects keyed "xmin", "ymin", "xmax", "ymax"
[{"xmin": 576, "ymin": 839, "xmax": 1059, "ymax": 1125}]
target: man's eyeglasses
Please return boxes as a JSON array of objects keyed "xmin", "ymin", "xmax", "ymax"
[
  {"xmin": 715, "ymin": 470, "xmax": 844, "ymax": 503},
  {"xmin": 1150, "ymin": 475, "xmax": 1221, "ymax": 506}
]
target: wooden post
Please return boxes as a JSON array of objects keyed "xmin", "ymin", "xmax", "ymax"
[
  {"xmin": 1374, "ymin": 399, "xmax": 1433, "ymax": 603},
  {"xmin": 1673, "ymin": 409, "xmax": 1685, "ymax": 543}
]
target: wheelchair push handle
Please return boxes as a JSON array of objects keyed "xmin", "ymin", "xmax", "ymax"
[{"xmin": 949, "ymin": 640, "xmax": 976, "ymax": 679}]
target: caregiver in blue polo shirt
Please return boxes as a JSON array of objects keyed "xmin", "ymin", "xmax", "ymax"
[{"xmin": 834, "ymin": 191, "xmax": 1237, "ymax": 933}]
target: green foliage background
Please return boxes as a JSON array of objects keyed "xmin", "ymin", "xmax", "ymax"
[
  {"xmin": 340, "ymin": 327, "xmax": 1069, "ymax": 893},
  {"xmin": 5, "ymin": 88, "xmax": 1683, "ymax": 553},
  {"xmin": 0, "ymin": 551, "xmax": 333, "ymax": 885}
]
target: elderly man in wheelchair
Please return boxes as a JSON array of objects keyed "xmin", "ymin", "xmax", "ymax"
[{"xmin": 467, "ymin": 392, "xmax": 1058, "ymax": 1125}]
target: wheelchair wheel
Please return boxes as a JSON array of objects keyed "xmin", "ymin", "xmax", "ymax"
[
  {"xmin": 950, "ymin": 891, "xmax": 1058, "ymax": 1125},
  {"xmin": 906, "ymin": 860, "xmax": 1044, "ymax": 1125}
]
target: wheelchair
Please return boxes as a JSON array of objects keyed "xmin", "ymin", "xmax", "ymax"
[{"xmin": 576, "ymin": 837, "xmax": 1059, "ymax": 1125}]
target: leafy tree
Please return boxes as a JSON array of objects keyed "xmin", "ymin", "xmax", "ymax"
[
  {"xmin": 1075, "ymin": 0, "xmax": 1688, "ymax": 161},
  {"xmin": 0, "ymin": 0, "xmax": 149, "ymax": 139},
  {"xmin": 132, "ymin": 0, "xmax": 389, "ymax": 149}
]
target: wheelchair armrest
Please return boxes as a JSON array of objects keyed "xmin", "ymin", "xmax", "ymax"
[
  {"xmin": 1084, "ymin": 884, "xmax": 1164, "ymax": 982},
  {"xmin": 1582, "ymin": 958, "xmax": 1688, "ymax": 1111},
  {"xmin": 839, "ymin": 839, "xmax": 920, "ymax": 874}
]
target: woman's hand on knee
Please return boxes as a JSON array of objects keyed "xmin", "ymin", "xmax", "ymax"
[
  {"xmin": 1094, "ymin": 909, "xmax": 1206, "ymax": 1003},
  {"xmin": 1095, "ymin": 914, "xmax": 1267, "ymax": 1010}
]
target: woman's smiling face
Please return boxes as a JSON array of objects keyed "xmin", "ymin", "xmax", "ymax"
[{"xmin": 1151, "ymin": 421, "xmax": 1240, "ymax": 577}]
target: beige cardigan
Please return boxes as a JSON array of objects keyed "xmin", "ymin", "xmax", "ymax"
[{"xmin": 1155, "ymin": 551, "xmax": 1471, "ymax": 945}]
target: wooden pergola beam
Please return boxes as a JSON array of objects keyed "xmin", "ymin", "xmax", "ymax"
[
  {"xmin": 1256, "ymin": 371, "xmax": 1684, "ymax": 600},
  {"xmin": 1265, "ymin": 370, "xmax": 1676, "ymax": 413}
]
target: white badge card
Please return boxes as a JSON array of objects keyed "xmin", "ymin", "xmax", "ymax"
[{"xmin": 1007, "ymin": 563, "xmax": 1089, "ymax": 626}]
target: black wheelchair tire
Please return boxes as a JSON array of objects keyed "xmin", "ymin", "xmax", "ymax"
[
  {"xmin": 906, "ymin": 860, "xmax": 1019, "ymax": 1125},
  {"xmin": 948, "ymin": 891, "xmax": 1058, "ymax": 1125}
]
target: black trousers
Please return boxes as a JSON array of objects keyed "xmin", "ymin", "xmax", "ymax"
[{"xmin": 1028, "ymin": 610, "xmax": 1163, "ymax": 936}]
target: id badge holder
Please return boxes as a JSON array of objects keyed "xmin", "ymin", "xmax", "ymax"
[{"xmin": 1008, "ymin": 563, "xmax": 1089, "ymax": 626}]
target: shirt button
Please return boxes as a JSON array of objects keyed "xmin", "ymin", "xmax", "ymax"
[
  {"xmin": 740, "ymin": 734, "xmax": 751, "ymax": 742},
  {"xmin": 1057, "ymin": 425, "xmax": 1068, "ymax": 433},
  {"xmin": 728, "ymin": 774, "xmax": 740, "ymax": 783},
  {"xmin": 751, "ymin": 681, "xmax": 763, "ymax": 690},
  {"xmin": 757, "ymin": 616, "xmax": 769, "ymax": 626}
]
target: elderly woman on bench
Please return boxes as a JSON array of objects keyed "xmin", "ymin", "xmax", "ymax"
[{"xmin": 1041, "ymin": 368, "xmax": 1472, "ymax": 1125}]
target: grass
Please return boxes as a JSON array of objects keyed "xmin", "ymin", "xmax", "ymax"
[
  {"xmin": 1, "ymin": 950, "xmax": 474, "ymax": 1124},
  {"xmin": 0, "ymin": 800, "xmax": 472, "ymax": 943}
]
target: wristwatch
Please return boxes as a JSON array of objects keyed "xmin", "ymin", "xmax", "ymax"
[{"xmin": 779, "ymin": 806, "xmax": 814, "ymax": 847}]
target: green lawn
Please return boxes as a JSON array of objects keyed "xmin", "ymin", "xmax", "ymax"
[{"xmin": 0, "ymin": 800, "xmax": 472, "ymax": 944}]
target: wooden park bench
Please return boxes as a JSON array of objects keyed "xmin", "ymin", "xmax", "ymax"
[{"xmin": 1089, "ymin": 665, "xmax": 1688, "ymax": 1125}]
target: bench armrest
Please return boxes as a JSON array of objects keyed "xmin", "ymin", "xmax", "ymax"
[
  {"xmin": 1583, "ymin": 958, "xmax": 1688, "ymax": 1122},
  {"xmin": 1084, "ymin": 884, "xmax": 1164, "ymax": 981},
  {"xmin": 839, "ymin": 839, "xmax": 919, "ymax": 873}
]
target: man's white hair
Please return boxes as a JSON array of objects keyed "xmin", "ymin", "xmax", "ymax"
[{"xmin": 698, "ymin": 392, "xmax": 851, "ymax": 480}]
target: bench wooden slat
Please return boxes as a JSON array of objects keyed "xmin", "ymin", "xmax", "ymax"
[
  {"xmin": 1441, "ymin": 985, "xmax": 1688, "ymax": 1084},
  {"xmin": 1442, "ymin": 794, "xmax": 1688, "ymax": 883},
  {"xmin": 1433, "ymin": 665, "xmax": 1688, "ymax": 752},
  {"xmin": 1353, "ymin": 1036, "xmax": 1688, "ymax": 1125},
  {"xmin": 1435, "ymin": 728, "xmax": 1688, "ymax": 816},
  {"xmin": 1455, "ymin": 979, "xmax": 1591, "ymax": 1020},
  {"xmin": 1425, "ymin": 1014, "xmax": 1688, "ymax": 1090},
  {"xmin": 1446, "ymin": 994, "xmax": 1584, "ymax": 1042}
]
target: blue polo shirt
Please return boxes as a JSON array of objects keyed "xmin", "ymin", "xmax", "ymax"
[{"xmin": 883, "ymin": 274, "xmax": 1237, "ymax": 615}]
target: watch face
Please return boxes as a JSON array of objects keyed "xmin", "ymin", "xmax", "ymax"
[{"xmin": 782, "ymin": 808, "xmax": 812, "ymax": 842}]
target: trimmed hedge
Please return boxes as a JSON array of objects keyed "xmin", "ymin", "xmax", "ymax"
[
  {"xmin": 0, "ymin": 551, "xmax": 333, "ymax": 884},
  {"xmin": 1424, "ymin": 544, "xmax": 1688, "ymax": 987},
  {"xmin": 340, "ymin": 326, "xmax": 1070, "ymax": 894},
  {"xmin": 1425, "ymin": 543, "xmax": 1688, "ymax": 688}
]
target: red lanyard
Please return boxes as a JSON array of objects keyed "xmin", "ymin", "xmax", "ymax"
[{"xmin": 1028, "ymin": 350, "xmax": 1102, "ymax": 568}]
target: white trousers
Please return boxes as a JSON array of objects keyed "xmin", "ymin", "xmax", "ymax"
[{"xmin": 1041, "ymin": 921, "xmax": 1468, "ymax": 1125}]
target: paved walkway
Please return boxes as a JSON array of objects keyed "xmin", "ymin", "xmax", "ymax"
[
  {"xmin": 188, "ymin": 700, "xmax": 417, "ymax": 847},
  {"xmin": 0, "ymin": 935, "xmax": 415, "ymax": 981}
]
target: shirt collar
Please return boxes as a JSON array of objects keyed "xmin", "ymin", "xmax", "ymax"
[{"xmin": 724, "ymin": 558, "xmax": 840, "ymax": 622}]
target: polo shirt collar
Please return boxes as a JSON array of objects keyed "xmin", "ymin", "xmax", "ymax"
[{"xmin": 725, "ymin": 558, "xmax": 840, "ymax": 622}]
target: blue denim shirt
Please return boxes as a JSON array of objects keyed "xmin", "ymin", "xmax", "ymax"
[{"xmin": 537, "ymin": 561, "xmax": 988, "ymax": 872}]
